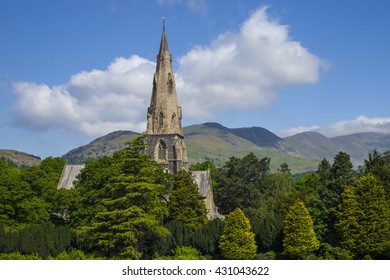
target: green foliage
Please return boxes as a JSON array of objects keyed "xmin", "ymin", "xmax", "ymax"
[
  {"xmin": 189, "ymin": 160, "xmax": 217, "ymax": 172},
  {"xmin": 155, "ymin": 219, "xmax": 224, "ymax": 257},
  {"xmin": 53, "ymin": 249, "xmax": 88, "ymax": 260},
  {"xmin": 278, "ymin": 162, "xmax": 291, "ymax": 174},
  {"xmin": 0, "ymin": 158, "xmax": 64, "ymax": 227},
  {"xmin": 336, "ymin": 174, "xmax": 390, "ymax": 258},
  {"xmin": 364, "ymin": 149, "xmax": 390, "ymax": 200},
  {"xmin": 219, "ymin": 208, "xmax": 257, "ymax": 260},
  {"xmin": 255, "ymin": 251, "xmax": 276, "ymax": 260},
  {"xmin": 0, "ymin": 222, "xmax": 72, "ymax": 258},
  {"xmin": 283, "ymin": 199, "xmax": 320, "ymax": 258},
  {"xmin": 215, "ymin": 153, "xmax": 270, "ymax": 214},
  {"xmin": 51, "ymin": 188, "xmax": 81, "ymax": 225},
  {"xmin": 73, "ymin": 137, "xmax": 171, "ymax": 259},
  {"xmin": 293, "ymin": 173, "xmax": 328, "ymax": 243},
  {"xmin": 317, "ymin": 152, "xmax": 357, "ymax": 245},
  {"xmin": 319, "ymin": 243, "xmax": 354, "ymax": 260},
  {"xmin": 0, "ymin": 252, "xmax": 41, "ymax": 260},
  {"xmin": 168, "ymin": 170, "xmax": 208, "ymax": 230},
  {"xmin": 171, "ymin": 246, "xmax": 206, "ymax": 260}
]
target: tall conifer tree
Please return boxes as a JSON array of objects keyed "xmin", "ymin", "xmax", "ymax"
[
  {"xmin": 283, "ymin": 199, "xmax": 320, "ymax": 258},
  {"xmin": 336, "ymin": 174, "xmax": 390, "ymax": 258},
  {"xmin": 168, "ymin": 170, "xmax": 208, "ymax": 230},
  {"xmin": 219, "ymin": 208, "xmax": 257, "ymax": 260}
]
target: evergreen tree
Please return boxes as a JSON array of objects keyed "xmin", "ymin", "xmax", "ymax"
[
  {"xmin": 319, "ymin": 152, "xmax": 356, "ymax": 245},
  {"xmin": 219, "ymin": 208, "xmax": 257, "ymax": 260},
  {"xmin": 278, "ymin": 162, "xmax": 291, "ymax": 174},
  {"xmin": 336, "ymin": 174, "xmax": 390, "ymax": 258},
  {"xmin": 317, "ymin": 158, "xmax": 331, "ymax": 178},
  {"xmin": 215, "ymin": 153, "xmax": 270, "ymax": 214},
  {"xmin": 335, "ymin": 186, "xmax": 361, "ymax": 256},
  {"xmin": 283, "ymin": 199, "xmax": 320, "ymax": 258},
  {"xmin": 74, "ymin": 137, "xmax": 172, "ymax": 259},
  {"xmin": 168, "ymin": 170, "xmax": 208, "ymax": 230},
  {"xmin": 364, "ymin": 149, "xmax": 390, "ymax": 200}
]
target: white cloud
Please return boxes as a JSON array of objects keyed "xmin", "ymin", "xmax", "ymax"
[
  {"xmin": 323, "ymin": 116, "xmax": 390, "ymax": 137},
  {"xmin": 8, "ymin": 6, "xmax": 325, "ymax": 136},
  {"xmin": 281, "ymin": 116, "xmax": 390, "ymax": 137},
  {"xmin": 177, "ymin": 6, "xmax": 325, "ymax": 118},
  {"xmin": 10, "ymin": 55, "xmax": 154, "ymax": 136},
  {"xmin": 280, "ymin": 125, "xmax": 322, "ymax": 137}
]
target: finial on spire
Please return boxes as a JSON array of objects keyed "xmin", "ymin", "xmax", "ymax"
[{"xmin": 162, "ymin": 16, "xmax": 166, "ymax": 30}]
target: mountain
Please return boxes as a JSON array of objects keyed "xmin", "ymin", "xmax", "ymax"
[
  {"xmin": 202, "ymin": 122, "xmax": 282, "ymax": 147},
  {"xmin": 60, "ymin": 123, "xmax": 390, "ymax": 173},
  {"xmin": 183, "ymin": 123, "xmax": 317, "ymax": 172},
  {"xmin": 280, "ymin": 131, "xmax": 390, "ymax": 166},
  {"xmin": 62, "ymin": 123, "xmax": 318, "ymax": 173},
  {"xmin": 63, "ymin": 130, "xmax": 140, "ymax": 164},
  {"xmin": 0, "ymin": 149, "xmax": 41, "ymax": 168}
]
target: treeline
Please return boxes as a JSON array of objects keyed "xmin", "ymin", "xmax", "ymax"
[{"xmin": 0, "ymin": 137, "xmax": 389, "ymax": 259}]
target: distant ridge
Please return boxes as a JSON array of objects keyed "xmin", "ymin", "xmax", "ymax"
[
  {"xmin": 63, "ymin": 130, "xmax": 140, "ymax": 164},
  {"xmin": 55, "ymin": 122, "xmax": 390, "ymax": 172},
  {"xmin": 0, "ymin": 149, "xmax": 41, "ymax": 168}
]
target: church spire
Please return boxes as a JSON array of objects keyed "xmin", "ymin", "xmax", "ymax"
[
  {"xmin": 146, "ymin": 22, "xmax": 182, "ymax": 136},
  {"xmin": 158, "ymin": 19, "xmax": 169, "ymax": 58},
  {"xmin": 144, "ymin": 22, "xmax": 188, "ymax": 174}
]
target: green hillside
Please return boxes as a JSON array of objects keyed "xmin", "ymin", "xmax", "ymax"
[
  {"xmin": 0, "ymin": 149, "xmax": 41, "ymax": 168},
  {"xmin": 184, "ymin": 124, "xmax": 319, "ymax": 173},
  {"xmin": 59, "ymin": 123, "xmax": 390, "ymax": 173},
  {"xmin": 63, "ymin": 130, "xmax": 140, "ymax": 164}
]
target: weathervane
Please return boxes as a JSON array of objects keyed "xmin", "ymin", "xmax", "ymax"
[{"xmin": 162, "ymin": 16, "xmax": 165, "ymax": 29}]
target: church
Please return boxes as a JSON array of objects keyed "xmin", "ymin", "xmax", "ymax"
[
  {"xmin": 143, "ymin": 23, "xmax": 188, "ymax": 174},
  {"xmin": 58, "ymin": 23, "xmax": 221, "ymax": 219}
]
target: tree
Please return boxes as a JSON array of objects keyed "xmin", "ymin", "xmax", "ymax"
[
  {"xmin": 336, "ymin": 174, "xmax": 390, "ymax": 258},
  {"xmin": 219, "ymin": 208, "xmax": 257, "ymax": 260},
  {"xmin": 364, "ymin": 149, "xmax": 390, "ymax": 200},
  {"xmin": 215, "ymin": 153, "xmax": 270, "ymax": 214},
  {"xmin": 248, "ymin": 172, "xmax": 294, "ymax": 252},
  {"xmin": 335, "ymin": 186, "xmax": 361, "ymax": 256},
  {"xmin": 318, "ymin": 152, "xmax": 356, "ymax": 245},
  {"xmin": 171, "ymin": 246, "xmax": 206, "ymax": 260},
  {"xmin": 74, "ymin": 137, "xmax": 172, "ymax": 259},
  {"xmin": 283, "ymin": 199, "xmax": 320, "ymax": 258},
  {"xmin": 278, "ymin": 162, "xmax": 291, "ymax": 174},
  {"xmin": 168, "ymin": 170, "xmax": 208, "ymax": 230}
]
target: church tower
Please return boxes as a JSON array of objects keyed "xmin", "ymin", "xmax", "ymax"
[{"xmin": 144, "ymin": 23, "xmax": 188, "ymax": 174}]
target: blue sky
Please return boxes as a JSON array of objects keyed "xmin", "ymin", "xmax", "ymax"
[{"xmin": 1, "ymin": 0, "xmax": 390, "ymax": 159}]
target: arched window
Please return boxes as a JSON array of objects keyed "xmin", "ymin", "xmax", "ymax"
[{"xmin": 156, "ymin": 140, "xmax": 167, "ymax": 162}]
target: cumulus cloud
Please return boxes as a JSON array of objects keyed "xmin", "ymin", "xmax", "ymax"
[
  {"xmin": 8, "ymin": 6, "xmax": 325, "ymax": 136},
  {"xmin": 10, "ymin": 55, "xmax": 154, "ymax": 136},
  {"xmin": 323, "ymin": 116, "xmax": 390, "ymax": 137},
  {"xmin": 177, "ymin": 6, "xmax": 325, "ymax": 118},
  {"xmin": 281, "ymin": 116, "xmax": 390, "ymax": 137}
]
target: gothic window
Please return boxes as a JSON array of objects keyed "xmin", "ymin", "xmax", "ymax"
[{"xmin": 156, "ymin": 140, "xmax": 167, "ymax": 162}]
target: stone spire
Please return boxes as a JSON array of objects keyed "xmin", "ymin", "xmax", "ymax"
[
  {"xmin": 144, "ymin": 23, "xmax": 188, "ymax": 174},
  {"xmin": 146, "ymin": 24, "xmax": 183, "ymax": 136}
]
